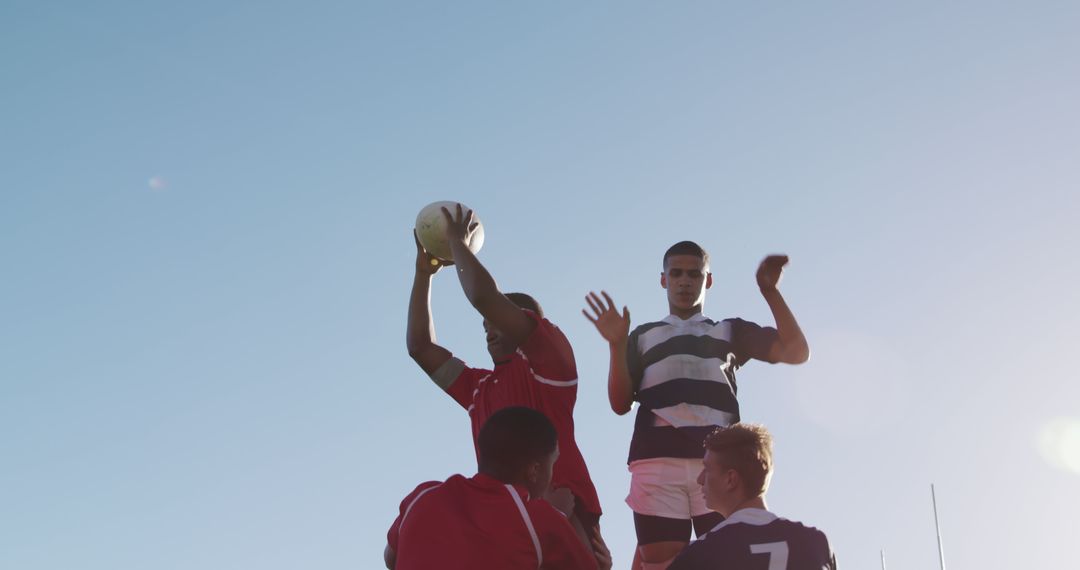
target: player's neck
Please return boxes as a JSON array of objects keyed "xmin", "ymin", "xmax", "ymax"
[
  {"xmin": 668, "ymin": 304, "xmax": 704, "ymax": 320},
  {"xmin": 724, "ymin": 496, "xmax": 768, "ymax": 518}
]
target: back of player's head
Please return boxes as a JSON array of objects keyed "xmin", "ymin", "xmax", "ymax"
[
  {"xmin": 477, "ymin": 406, "xmax": 557, "ymax": 482},
  {"xmin": 506, "ymin": 292, "xmax": 543, "ymax": 318},
  {"xmin": 663, "ymin": 241, "xmax": 710, "ymax": 270},
  {"xmin": 704, "ymin": 423, "xmax": 774, "ymax": 497}
]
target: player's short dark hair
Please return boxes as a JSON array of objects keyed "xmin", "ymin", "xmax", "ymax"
[
  {"xmin": 704, "ymin": 423, "xmax": 774, "ymax": 497},
  {"xmin": 478, "ymin": 407, "xmax": 558, "ymax": 483},
  {"xmin": 663, "ymin": 241, "xmax": 710, "ymax": 270},
  {"xmin": 506, "ymin": 292, "xmax": 543, "ymax": 318}
]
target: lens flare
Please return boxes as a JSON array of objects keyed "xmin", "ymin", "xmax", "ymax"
[{"xmin": 1038, "ymin": 418, "xmax": 1080, "ymax": 475}]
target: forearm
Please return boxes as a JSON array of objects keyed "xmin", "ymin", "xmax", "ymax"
[
  {"xmin": 406, "ymin": 272, "xmax": 437, "ymax": 354},
  {"xmin": 761, "ymin": 288, "xmax": 809, "ymax": 363},
  {"xmin": 447, "ymin": 240, "xmax": 500, "ymax": 310},
  {"xmin": 607, "ymin": 339, "xmax": 634, "ymax": 415}
]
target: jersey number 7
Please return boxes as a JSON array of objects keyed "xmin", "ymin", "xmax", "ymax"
[{"xmin": 750, "ymin": 541, "xmax": 789, "ymax": 570}]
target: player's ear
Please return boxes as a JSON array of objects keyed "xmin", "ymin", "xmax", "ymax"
[
  {"xmin": 725, "ymin": 468, "xmax": 740, "ymax": 491},
  {"xmin": 705, "ymin": 272, "xmax": 713, "ymax": 290},
  {"xmin": 660, "ymin": 272, "xmax": 668, "ymax": 289},
  {"xmin": 525, "ymin": 461, "xmax": 540, "ymax": 487}
]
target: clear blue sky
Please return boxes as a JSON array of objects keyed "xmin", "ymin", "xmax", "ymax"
[{"xmin": 3, "ymin": 1, "xmax": 1079, "ymax": 568}]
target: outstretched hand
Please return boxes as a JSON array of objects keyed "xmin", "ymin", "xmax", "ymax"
[
  {"xmin": 582, "ymin": 291, "xmax": 630, "ymax": 344},
  {"xmin": 414, "ymin": 230, "xmax": 451, "ymax": 275},
  {"xmin": 440, "ymin": 203, "xmax": 480, "ymax": 249},
  {"xmin": 756, "ymin": 254, "xmax": 790, "ymax": 292}
]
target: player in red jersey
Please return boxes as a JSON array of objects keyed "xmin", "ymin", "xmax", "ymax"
[
  {"xmin": 406, "ymin": 204, "xmax": 603, "ymax": 544},
  {"xmin": 385, "ymin": 407, "xmax": 611, "ymax": 570}
]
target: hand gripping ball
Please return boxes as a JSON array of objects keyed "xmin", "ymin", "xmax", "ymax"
[{"xmin": 414, "ymin": 201, "xmax": 485, "ymax": 262}]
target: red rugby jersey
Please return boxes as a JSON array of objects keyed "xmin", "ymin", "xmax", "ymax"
[
  {"xmin": 387, "ymin": 473, "xmax": 598, "ymax": 570},
  {"xmin": 445, "ymin": 311, "xmax": 601, "ymax": 516}
]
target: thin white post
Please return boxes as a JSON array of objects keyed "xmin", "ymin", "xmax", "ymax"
[{"xmin": 932, "ymin": 483, "xmax": 946, "ymax": 570}]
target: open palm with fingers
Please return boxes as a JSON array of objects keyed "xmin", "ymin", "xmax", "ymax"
[
  {"xmin": 440, "ymin": 203, "xmax": 480, "ymax": 247},
  {"xmin": 582, "ymin": 291, "xmax": 630, "ymax": 344}
]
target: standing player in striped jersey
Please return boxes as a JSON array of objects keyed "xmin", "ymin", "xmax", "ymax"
[
  {"xmin": 583, "ymin": 241, "xmax": 809, "ymax": 570},
  {"xmin": 668, "ymin": 423, "xmax": 836, "ymax": 570},
  {"xmin": 385, "ymin": 407, "xmax": 612, "ymax": 570},
  {"xmin": 407, "ymin": 204, "xmax": 603, "ymax": 545}
]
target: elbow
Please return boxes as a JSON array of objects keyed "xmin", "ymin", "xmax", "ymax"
[
  {"xmin": 785, "ymin": 345, "xmax": 810, "ymax": 365},
  {"xmin": 771, "ymin": 337, "xmax": 810, "ymax": 365},
  {"xmin": 406, "ymin": 340, "xmax": 429, "ymax": 361},
  {"xmin": 610, "ymin": 399, "xmax": 633, "ymax": 416},
  {"xmin": 794, "ymin": 341, "xmax": 811, "ymax": 363}
]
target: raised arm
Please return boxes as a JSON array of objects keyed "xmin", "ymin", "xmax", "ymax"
[
  {"xmin": 756, "ymin": 254, "xmax": 810, "ymax": 364},
  {"xmin": 442, "ymin": 205, "xmax": 536, "ymax": 345},
  {"xmin": 583, "ymin": 291, "xmax": 634, "ymax": 415},
  {"xmin": 406, "ymin": 231, "xmax": 453, "ymax": 374}
]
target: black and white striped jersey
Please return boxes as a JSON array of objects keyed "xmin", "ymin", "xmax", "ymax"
[{"xmin": 627, "ymin": 314, "xmax": 778, "ymax": 462}]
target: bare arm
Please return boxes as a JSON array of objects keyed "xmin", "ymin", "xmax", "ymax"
[
  {"xmin": 756, "ymin": 255, "xmax": 810, "ymax": 364},
  {"xmin": 406, "ymin": 231, "xmax": 453, "ymax": 374},
  {"xmin": 583, "ymin": 291, "xmax": 634, "ymax": 415},
  {"xmin": 443, "ymin": 205, "xmax": 535, "ymax": 345}
]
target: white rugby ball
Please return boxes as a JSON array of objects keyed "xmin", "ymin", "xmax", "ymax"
[{"xmin": 415, "ymin": 201, "xmax": 485, "ymax": 262}]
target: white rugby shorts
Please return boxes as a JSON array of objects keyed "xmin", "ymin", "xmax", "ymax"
[{"xmin": 625, "ymin": 457, "xmax": 711, "ymax": 519}]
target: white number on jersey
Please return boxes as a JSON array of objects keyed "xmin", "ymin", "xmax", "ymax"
[{"xmin": 750, "ymin": 541, "xmax": 790, "ymax": 570}]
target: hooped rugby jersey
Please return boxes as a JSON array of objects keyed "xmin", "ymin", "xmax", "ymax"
[{"xmin": 627, "ymin": 314, "xmax": 778, "ymax": 462}]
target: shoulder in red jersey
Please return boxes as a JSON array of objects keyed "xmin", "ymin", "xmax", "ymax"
[{"xmin": 517, "ymin": 310, "xmax": 578, "ymax": 385}]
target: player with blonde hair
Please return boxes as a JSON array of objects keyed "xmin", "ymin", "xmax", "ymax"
[{"xmin": 668, "ymin": 423, "xmax": 836, "ymax": 569}]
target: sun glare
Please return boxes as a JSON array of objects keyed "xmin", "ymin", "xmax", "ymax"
[{"xmin": 1038, "ymin": 418, "xmax": 1080, "ymax": 475}]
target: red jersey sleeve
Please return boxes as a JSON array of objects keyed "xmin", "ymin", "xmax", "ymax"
[
  {"xmin": 531, "ymin": 502, "xmax": 598, "ymax": 570},
  {"xmin": 386, "ymin": 480, "xmax": 442, "ymax": 552},
  {"xmin": 443, "ymin": 365, "xmax": 493, "ymax": 411},
  {"xmin": 518, "ymin": 310, "xmax": 578, "ymax": 384}
]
